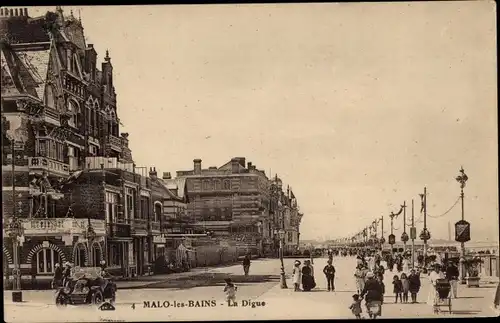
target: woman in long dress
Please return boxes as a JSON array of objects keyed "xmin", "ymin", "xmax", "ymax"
[
  {"xmin": 302, "ymin": 260, "xmax": 314, "ymax": 291},
  {"xmin": 402, "ymin": 257, "xmax": 410, "ymax": 273},
  {"xmin": 427, "ymin": 264, "xmax": 445, "ymax": 306},
  {"xmin": 292, "ymin": 260, "xmax": 302, "ymax": 292}
]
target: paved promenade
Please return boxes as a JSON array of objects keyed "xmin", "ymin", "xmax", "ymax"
[{"xmin": 4, "ymin": 257, "xmax": 498, "ymax": 322}]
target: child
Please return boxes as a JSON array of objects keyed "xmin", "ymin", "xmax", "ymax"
[
  {"xmin": 400, "ymin": 272, "xmax": 410, "ymax": 303},
  {"xmin": 292, "ymin": 260, "xmax": 302, "ymax": 292},
  {"xmin": 349, "ymin": 294, "xmax": 362, "ymax": 319},
  {"xmin": 392, "ymin": 275, "xmax": 403, "ymax": 303},
  {"xmin": 223, "ymin": 278, "xmax": 237, "ymax": 302}
]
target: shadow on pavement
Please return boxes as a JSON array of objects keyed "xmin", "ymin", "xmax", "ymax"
[
  {"xmin": 451, "ymin": 310, "xmax": 480, "ymax": 315},
  {"xmin": 457, "ymin": 296, "xmax": 484, "ymax": 299},
  {"xmin": 139, "ymin": 273, "xmax": 281, "ymax": 290}
]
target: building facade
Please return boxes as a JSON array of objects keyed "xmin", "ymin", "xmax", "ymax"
[
  {"xmin": 176, "ymin": 158, "xmax": 272, "ymax": 256},
  {"xmin": 1, "ymin": 7, "xmax": 134, "ymax": 283}
]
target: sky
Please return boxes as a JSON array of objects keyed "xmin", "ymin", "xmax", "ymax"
[{"xmin": 29, "ymin": 2, "xmax": 498, "ymax": 242}]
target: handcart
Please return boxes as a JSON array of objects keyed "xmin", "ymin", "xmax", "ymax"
[{"xmin": 433, "ymin": 278, "xmax": 452, "ymax": 314}]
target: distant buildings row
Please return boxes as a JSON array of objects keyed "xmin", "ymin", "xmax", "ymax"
[{"xmin": 1, "ymin": 7, "xmax": 303, "ymax": 282}]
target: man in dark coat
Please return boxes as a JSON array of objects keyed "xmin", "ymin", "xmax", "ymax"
[
  {"xmin": 360, "ymin": 272, "xmax": 384, "ymax": 313},
  {"xmin": 323, "ymin": 259, "xmax": 336, "ymax": 291},
  {"xmin": 52, "ymin": 263, "xmax": 63, "ymax": 289},
  {"xmin": 408, "ymin": 268, "xmax": 421, "ymax": 303},
  {"xmin": 242, "ymin": 255, "xmax": 251, "ymax": 276}
]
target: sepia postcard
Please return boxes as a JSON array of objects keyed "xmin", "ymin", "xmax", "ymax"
[{"xmin": 1, "ymin": 1, "xmax": 498, "ymax": 322}]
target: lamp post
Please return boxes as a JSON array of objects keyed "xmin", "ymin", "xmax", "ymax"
[
  {"xmin": 278, "ymin": 229, "xmax": 287, "ymax": 289},
  {"xmin": 84, "ymin": 217, "xmax": 96, "ymax": 267},
  {"xmin": 5, "ymin": 132, "xmax": 26, "ymax": 302},
  {"xmin": 455, "ymin": 167, "xmax": 469, "ymax": 284}
]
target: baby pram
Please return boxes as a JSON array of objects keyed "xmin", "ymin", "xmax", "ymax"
[{"xmin": 433, "ymin": 278, "xmax": 452, "ymax": 314}]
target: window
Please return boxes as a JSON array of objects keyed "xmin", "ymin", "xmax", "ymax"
[
  {"xmin": 125, "ymin": 187, "xmax": 135, "ymax": 220},
  {"xmin": 203, "ymin": 180, "xmax": 211, "ymax": 191},
  {"xmin": 140, "ymin": 196, "xmax": 150, "ymax": 220},
  {"xmin": 288, "ymin": 232, "xmax": 293, "ymax": 243},
  {"xmin": 74, "ymin": 245, "xmax": 86, "ymax": 267},
  {"xmin": 105, "ymin": 192, "xmax": 118, "ymax": 223},
  {"xmin": 154, "ymin": 203, "xmax": 162, "ymax": 222},
  {"xmin": 109, "ymin": 244, "xmax": 120, "ymax": 266},
  {"xmin": 214, "ymin": 180, "xmax": 221, "ymax": 190},
  {"xmin": 36, "ymin": 248, "xmax": 61, "ymax": 274},
  {"xmin": 37, "ymin": 139, "xmax": 47, "ymax": 156},
  {"xmin": 222, "ymin": 180, "xmax": 231, "ymax": 190},
  {"xmin": 68, "ymin": 100, "xmax": 80, "ymax": 128}
]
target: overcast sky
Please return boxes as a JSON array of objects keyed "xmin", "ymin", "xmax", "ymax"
[{"xmin": 30, "ymin": 2, "xmax": 497, "ymax": 242}]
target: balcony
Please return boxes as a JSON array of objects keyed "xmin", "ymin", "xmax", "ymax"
[
  {"xmin": 108, "ymin": 223, "xmax": 131, "ymax": 237},
  {"xmin": 28, "ymin": 157, "xmax": 70, "ymax": 177},
  {"xmin": 131, "ymin": 219, "xmax": 148, "ymax": 235},
  {"xmin": 108, "ymin": 135, "xmax": 122, "ymax": 152},
  {"xmin": 21, "ymin": 218, "xmax": 106, "ymax": 236},
  {"xmin": 150, "ymin": 221, "xmax": 161, "ymax": 233}
]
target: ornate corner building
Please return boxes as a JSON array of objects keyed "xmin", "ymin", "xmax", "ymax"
[{"xmin": 0, "ymin": 7, "xmax": 144, "ymax": 283}]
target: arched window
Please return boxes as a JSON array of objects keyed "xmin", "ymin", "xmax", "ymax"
[
  {"xmin": 74, "ymin": 245, "xmax": 86, "ymax": 267},
  {"xmin": 154, "ymin": 202, "xmax": 162, "ymax": 222},
  {"xmin": 222, "ymin": 180, "xmax": 231, "ymax": 190},
  {"xmin": 68, "ymin": 99, "xmax": 80, "ymax": 128},
  {"xmin": 92, "ymin": 245, "xmax": 101, "ymax": 267},
  {"xmin": 36, "ymin": 248, "xmax": 62, "ymax": 274}
]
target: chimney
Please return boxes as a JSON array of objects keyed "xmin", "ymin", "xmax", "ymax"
[
  {"xmin": 236, "ymin": 157, "xmax": 245, "ymax": 167},
  {"xmin": 149, "ymin": 167, "xmax": 157, "ymax": 179},
  {"xmin": 231, "ymin": 158, "xmax": 239, "ymax": 174},
  {"xmin": 193, "ymin": 159, "xmax": 202, "ymax": 175},
  {"xmin": 247, "ymin": 161, "xmax": 252, "ymax": 169},
  {"xmin": 162, "ymin": 172, "xmax": 171, "ymax": 180}
]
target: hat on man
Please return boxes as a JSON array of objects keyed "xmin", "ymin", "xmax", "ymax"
[{"xmin": 366, "ymin": 272, "xmax": 375, "ymax": 279}]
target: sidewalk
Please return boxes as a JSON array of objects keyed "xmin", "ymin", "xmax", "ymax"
[{"xmin": 260, "ymin": 259, "xmax": 498, "ymax": 318}]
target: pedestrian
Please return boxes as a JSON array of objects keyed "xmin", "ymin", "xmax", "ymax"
[
  {"xmin": 402, "ymin": 257, "xmax": 410, "ymax": 274},
  {"xmin": 400, "ymin": 272, "xmax": 410, "ymax": 303},
  {"xmin": 62, "ymin": 262, "xmax": 72, "ymax": 287},
  {"xmin": 408, "ymin": 268, "xmax": 421, "ymax": 303},
  {"xmin": 52, "ymin": 263, "xmax": 63, "ymax": 289},
  {"xmin": 427, "ymin": 264, "xmax": 445, "ymax": 306},
  {"xmin": 377, "ymin": 273, "xmax": 386, "ymax": 304},
  {"xmin": 349, "ymin": 294, "xmax": 363, "ymax": 319},
  {"xmin": 392, "ymin": 274, "xmax": 403, "ymax": 303},
  {"xmin": 242, "ymin": 255, "xmax": 251, "ymax": 276},
  {"xmin": 445, "ymin": 261, "xmax": 459, "ymax": 298},
  {"xmin": 223, "ymin": 278, "xmax": 237, "ymax": 302},
  {"xmin": 354, "ymin": 264, "xmax": 366, "ymax": 294},
  {"xmin": 323, "ymin": 259, "xmax": 336, "ymax": 291},
  {"xmin": 292, "ymin": 260, "xmax": 302, "ymax": 292},
  {"xmin": 301, "ymin": 260, "xmax": 315, "ymax": 291}
]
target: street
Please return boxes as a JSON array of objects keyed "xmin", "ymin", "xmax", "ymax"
[{"xmin": 4, "ymin": 257, "xmax": 498, "ymax": 322}]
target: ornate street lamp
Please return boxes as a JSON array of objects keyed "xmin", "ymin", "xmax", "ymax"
[
  {"xmin": 455, "ymin": 167, "xmax": 470, "ymax": 284},
  {"xmin": 5, "ymin": 216, "xmax": 25, "ymax": 302},
  {"xmin": 83, "ymin": 217, "xmax": 96, "ymax": 267},
  {"xmin": 278, "ymin": 229, "xmax": 287, "ymax": 289}
]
